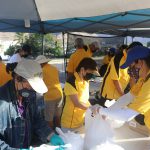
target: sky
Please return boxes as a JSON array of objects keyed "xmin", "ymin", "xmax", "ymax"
[{"xmin": 126, "ymin": 36, "xmax": 150, "ymax": 46}]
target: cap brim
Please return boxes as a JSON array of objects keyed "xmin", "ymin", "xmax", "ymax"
[
  {"xmin": 28, "ymin": 77, "xmax": 48, "ymax": 94},
  {"xmin": 120, "ymin": 59, "xmax": 133, "ymax": 69},
  {"xmin": 37, "ymin": 59, "xmax": 51, "ymax": 64}
]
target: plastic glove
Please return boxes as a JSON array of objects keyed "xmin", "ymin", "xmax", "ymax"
[
  {"xmin": 50, "ymin": 134, "xmax": 65, "ymax": 146},
  {"xmin": 90, "ymin": 104, "xmax": 101, "ymax": 116}
]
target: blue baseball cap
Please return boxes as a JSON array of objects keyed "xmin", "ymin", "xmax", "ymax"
[
  {"xmin": 121, "ymin": 46, "xmax": 150, "ymax": 69},
  {"xmin": 109, "ymin": 47, "xmax": 116, "ymax": 53}
]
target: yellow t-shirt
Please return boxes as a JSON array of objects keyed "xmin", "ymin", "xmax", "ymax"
[
  {"xmin": 128, "ymin": 72, "xmax": 150, "ymax": 129},
  {"xmin": 144, "ymin": 110, "xmax": 150, "ymax": 129},
  {"xmin": 129, "ymin": 74, "xmax": 150, "ymax": 114},
  {"xmin": 43, "ymin": 64, "xmax": 63, "ymax": 101},
  {"xmin": 0, "ymin": 62, "xmax": 12, "ymax": 86},
  {"xmin": 66, "ymin": 48, "xmax": 92, "ymax": 73},
  {"xmin": 102, "ymin": 55, "xmax": 111, "ymax": 65},
  {"xmin": 61, "ymin": 72, "xmax": 90, "ymax": 128},
  {"xmin": 100, "ymin": 54, "xmax": 129, "ymax": 100},
  {"xmin": 130, "ymin": 78, "xmax": 144, "ymax": 96}
]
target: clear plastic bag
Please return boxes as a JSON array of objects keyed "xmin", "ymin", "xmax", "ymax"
[
  {"xmin": 56, "ymin": 127, "xmax": 84, "ymax": 150},
  {"xmin": 33, "ymin": 144, "xmax": 72, "ymax": 150},
  {"xmin": 107, "ymin": 118, "xmax": 125, "ymax": 129},
  {"xmin": 90, "ymin": 141, "xmax": 124, "ymax": 150},
  {"xmin": 84, "ymin": 109, "xmax": 114, "ymax": 150}
]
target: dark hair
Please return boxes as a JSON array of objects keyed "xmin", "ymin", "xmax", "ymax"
[
  {"xmin": 76, "ymin": 57, "xmax": 97, "ymax": 72},
  {"xmin": 75, "ymin": 38, "xmax": 84, "ymax": 49},
  {"xmin": 15, "ymin": 48, "xmax": 21, "ymax": 54},
  {"xmin": 119, "ymin": 44, "xmax": 128, "ymax": 51},
  {"xmin": 108, "ymin": 47, "xmax": 116, "ymax": 57},
  {"xmin": 83, "ymin": 45, "xmax": 88, "ymax": 51},
  {"xmin": 22, "ymin": 44, "xmax": 31, "ymax": 54},
  {"xmin": 6, "ymin": 63, "xmax": 18, "ymax": 77},
  {"xmin": 6, "ymin": 63, "xmax": 27, "ymax": 82},
  {"xmin": 127, "ymin": 42, "xmax": 143, "ymax": 50},
  {"xmin": 0, "ymin": 55, "xmax": 2, "ymax": 61}
]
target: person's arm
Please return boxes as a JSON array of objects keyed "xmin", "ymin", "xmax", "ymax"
[
  {"xmin": 33, "ymin": 94, "xmax": 53, "ymax": 143},
  {"xmin": 70, "ymin": 94, "xmax": 88, "ymax": 110},
  {"xmin": 113, "ymin": 80, "xmax": 124, "ymax": 96},
  {"xmin": 91, "ymin": 92, "xmax": 133, "ymax": 115}
]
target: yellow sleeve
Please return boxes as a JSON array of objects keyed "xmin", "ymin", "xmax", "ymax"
[
  {"xmin": 0, "ymin": 63, "xmax": 12, "ymax": 86},
  {"xmin": 103, "ymin": 55, "xmax": 110, "ymax": 64},
  {"xmin": 129, "ymin": 79, "xmax": 150, "ymax": 114},
  {"xmin": 86, "ymin": 49, "xmax": 92, "ymax": 57},
  {"xmin": 144, "ymin": 110, "xmax": 150, "ymax": 129},
  {"xmin": 130, "ymin": 78, "xmax": 144, "ymax": 96},
  {"xmin": 64, "ymin": 82, "xmax": 78, "ymax": 96},
  {"xmin": 109, "ymin": 58, "xmax": 119, "ymax": 80}
]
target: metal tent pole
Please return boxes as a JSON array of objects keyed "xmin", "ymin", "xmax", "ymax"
[{"xmin": 62, "ymin": 32, "xmax": 67, "ymax": 79}]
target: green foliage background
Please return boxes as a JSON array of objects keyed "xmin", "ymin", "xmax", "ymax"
[{"xmin": 4, "ymin": 33, "xmax": 63, "ymax": 57}]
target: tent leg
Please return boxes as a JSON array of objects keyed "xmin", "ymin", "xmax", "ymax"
[
  {"xmin": 132, "ymin": 36, "xmax": 134, "ymax": 43},
  {"xmin": 62, "ymin": 32, "xmax": 67, "ymax": 79},
  {"xmin": 124, "ymin": 36, "xmax": 128, "ymax": 45}
]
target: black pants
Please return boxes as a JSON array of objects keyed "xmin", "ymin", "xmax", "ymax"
[{"xmin": 134, "ymin": 114, "xmax": 145, "ymax": 125}]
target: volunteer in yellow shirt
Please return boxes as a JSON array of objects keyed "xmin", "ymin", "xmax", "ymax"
[
  {"xmin": 99, "ymin": 47, "xmax": 116, "ymax": 77},
  {"xmin": 121, "ymin": 46, "xmax": 150, "ymax": 129},
  {"xmin": 66, "ymin": 38, "xmax": 99, "ymax": 78},
  {"xmin": 103, "ymin": 47, "xmax": 116, "ymax": 65},
  {"xmin": 0, "ymin": 60, "xmax": 12, "ymax": 86},
  {"xmin": 92, "ymin": 46, "xmax": 150, "ymax": 130},
  {"xmin": 97, "ymin": 49, "xmax": 129, "ymax": 107},
  {"xmin": 36, "ymin": 55, "xmax": 63, "ymax": 128},
  {"xmin": 61, "ymin": 57, "xmax": 99, "ymax": 132}
]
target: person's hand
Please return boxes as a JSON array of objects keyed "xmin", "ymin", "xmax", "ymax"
[
  {"xmin": 90, "ymin": 104, "xmax": 101, "ymax": 117},
  {"xmin": 50, "ymin": 134, "xmax": 65, "ymax": 146},
  {"xmin": 90, "ymin": 104, "xmax": 107, "ymax": 119}
]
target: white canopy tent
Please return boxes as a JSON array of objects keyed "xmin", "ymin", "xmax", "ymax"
[
  {"xmin": 0, "ymin": 0, "xmax": 150, "ymax": 36},
  {"xmin": 36, "ymin": 0, "xmax": 150, "ymax": 20}
]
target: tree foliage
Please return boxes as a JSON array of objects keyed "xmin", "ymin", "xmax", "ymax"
[
  {"xmin": 4, "ymin": 45, "xmax": 20, "ymax": 56},
  {"xmin": 5, "ymin": 33, "xmax": 63, "ymax": 57}
]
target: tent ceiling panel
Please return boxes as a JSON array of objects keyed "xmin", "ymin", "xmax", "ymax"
[
  {"xmin": 36, "ymin": 0, "xmax": 150, "ymax": 21},
  {"xmin": 0, "ymin": 0, "xmax": 149, "ymax": 37},
  {"xmin": 0, "ymin": 0, "xmax": 39, "ymax": 20}
]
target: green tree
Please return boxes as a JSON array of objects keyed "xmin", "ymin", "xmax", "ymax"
[
  {"xmin": 4, "ymin": 45, "xmax": 20, "ymax": 56},
  {"xmin": 14, "ymin": 33, "xmax": 28, "ymax": 44},
  {"xmin": 5, "ymin": 33, "xmax": 63, "ymax": 57}
]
